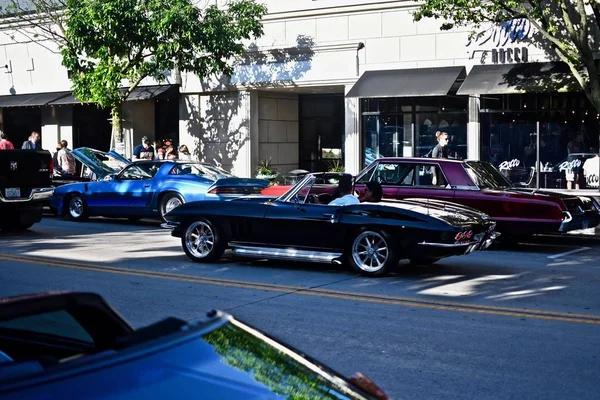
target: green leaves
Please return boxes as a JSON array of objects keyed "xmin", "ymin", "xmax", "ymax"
[
  {"xmin": 414, "ymin": 0, "xmax": 600, "ymax": 111},
  {"xmin": 1, "ymin": 0, "xmax": 267, "ymax": 115}
]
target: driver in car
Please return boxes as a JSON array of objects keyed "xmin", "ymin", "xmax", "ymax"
[{"xmin": 329, "ymin": 174, "xmax": 360, "ymax": 205}]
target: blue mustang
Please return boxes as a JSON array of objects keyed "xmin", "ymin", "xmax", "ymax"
[{"xmin": 51, "ymin": 148, "xmax": 269, "ymax": 222}]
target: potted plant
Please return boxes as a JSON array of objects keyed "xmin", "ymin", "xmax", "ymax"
[
  {"xmin": 327, "ymin": 159, "xmax": 345, "ymax": 173},
  {"xmin": 256, "ymin": 158, "xmax": 278, "ymax": 181}
]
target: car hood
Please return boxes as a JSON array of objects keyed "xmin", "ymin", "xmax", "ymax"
[
  {"xmin": 71, "ymin": 147, "xmax": 131, "ymax": 180},
  {"xmin": 361, "ymin": 198, "xmax": 492, "ymax": 227}
]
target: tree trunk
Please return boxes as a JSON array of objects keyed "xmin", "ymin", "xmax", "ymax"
[{"xmin": 111, "ymin": 105, "xmax": 124, "ymax": 149}]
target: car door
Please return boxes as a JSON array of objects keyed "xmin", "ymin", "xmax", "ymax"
[
  {"xmin": 263, "ymin": 200, "xmax": 345, "ymax": 250},
  {"xmin": 395, "ymin": 162, "xmax": 456, "ymax": 201},
  {"xmin": 118, "ymin": 164, "xmax": 158, "ymax": 214}
]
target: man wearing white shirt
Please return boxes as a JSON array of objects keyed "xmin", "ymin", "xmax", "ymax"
[
  {"xmin": 583, "ymin": 147, "xmax": 599, "ymax": 189},
  {"xmin": 329, "ymin": 174, "xmax": 360, "ymax": 206}
]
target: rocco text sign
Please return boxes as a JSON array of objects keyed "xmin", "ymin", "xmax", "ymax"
[{"xmin": 470, "ymin": 19, "xmax": 531, "ymax": 64}]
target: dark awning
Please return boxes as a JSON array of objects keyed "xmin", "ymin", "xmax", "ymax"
[
  {"xmin": 0, "ymin": 91, "xmax": 70, "ymax": 108},
  {"xmin": 345, "ymin": 66, "xmax": 466, "ymax": 98},
  {"xmin": 48, "ymin": 84, "xmax": 177, "ymax": 105},
  {"xmin": 457, "ymin": 62, "xmax": 581, "ymax": 95}
]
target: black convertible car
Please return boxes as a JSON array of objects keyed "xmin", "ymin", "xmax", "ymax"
[{"xmin": 162, "ymin": 173, "xmax": 500, "ymax": 276}]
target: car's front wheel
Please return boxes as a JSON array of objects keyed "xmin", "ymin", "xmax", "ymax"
[
  {"xmin": 348, "ymin": 229, "xmax": 398, "ymax": 277},
  {"xmin": 67, "ymin": 194, "xmax": 88, "ymax": 221},
  {"xmin": 181, "ymin": 219, "xmax": 226, "ymax": 263}
]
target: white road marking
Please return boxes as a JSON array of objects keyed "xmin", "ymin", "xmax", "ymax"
[{"xmin": 547, "ymin": 247, "xmax": 591, "ymax": 259}]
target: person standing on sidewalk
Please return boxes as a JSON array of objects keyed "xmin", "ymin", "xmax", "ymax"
[
  {"xmin": 21, "ymin": 131, "xmax": 41, "ymax": 150},
  {"xmin": 0, "ymin": 132, "xmax": 14, "ymax": 150}
]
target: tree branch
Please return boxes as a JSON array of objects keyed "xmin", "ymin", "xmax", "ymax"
[
  {"xmin": 123, "ymin": 74, "xmax": 147, "ymax": 100},
  {"xmin": 589, "ymin": 0, "xmax": 600, "ymax": 29}
]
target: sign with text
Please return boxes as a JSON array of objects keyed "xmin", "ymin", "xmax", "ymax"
[{"xmin": 468, "ymin": 19, "xmax": 531, "ymax": 65}]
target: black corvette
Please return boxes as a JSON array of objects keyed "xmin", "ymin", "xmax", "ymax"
[{"xmin": 162, "ymin": 173, "xmax": 500, "ymax": 277}]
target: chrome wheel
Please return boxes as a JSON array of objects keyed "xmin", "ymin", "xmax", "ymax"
[
  {"xmin": 185, "ymin": 221, "xmax": 215, "ymax": 259},
  {"xmin": 351, "ymin": 231, "xmax": 389, "ymax": 273},
  {"xmin": 69, "ymin": 196, "xmax": 84, "ymax": 219},
  {"xmin": 165, "ymin": 197, "xmax": 182, "ymax": 214}
]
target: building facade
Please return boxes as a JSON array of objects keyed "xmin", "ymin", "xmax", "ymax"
[{"xmin": 1, "ymin": 0, "xmax": 599, "ymax": 188}]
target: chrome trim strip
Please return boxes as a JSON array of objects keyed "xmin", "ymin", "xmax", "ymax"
[
  {"xmin": 418, "ymin": 241, "xmax": 471, "ymax": 248},
  {"xmin": 0, "ymin": 187, "xmax": 54, "ymax": 203},
  {"xmin": 232, "ymin": 245, "xmax": 342, "ymax": 263},
  {"xmin": 160, "ymin": 222, "xmax": 180, "ymax": 229}
]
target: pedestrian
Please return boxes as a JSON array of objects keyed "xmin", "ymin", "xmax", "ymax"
[
  {"xmin": 132, "ymin": 136, "xmax": 155, "ymax": 160},
  {"xmin": 0, "ymin": 132, "xmax": 14, "ymax": 150},
  {"xmin": 21, "ymin": 131, "xmax": 41, "ymax": 150},
  {"xmin": 431, "ymin": 131, "xmax": 449, "ymax": 159},
  {"xmin": 57, "ymin": 140, "xmax": 77, "ymax": 176},
  {"xmin": 178, "ymin": 145, "xmax": 193, "ymax": 160}
]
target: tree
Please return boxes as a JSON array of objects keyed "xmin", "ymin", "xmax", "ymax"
[
  {"xmin": 0, "ymin": 0, "xmax": 267, "ymax": 149},
  {"xmin": 413, "ymin": 1, "xmax": 600, "ymax": 112}
]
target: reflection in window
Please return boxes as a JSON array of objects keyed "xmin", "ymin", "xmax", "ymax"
[
  {"xmin": 203, "ymin": 322, "xmax": 365, "ymax": 399},
  {"xmin": 0, "ymin": 310, "xmax": 93, "ymax": 343}
]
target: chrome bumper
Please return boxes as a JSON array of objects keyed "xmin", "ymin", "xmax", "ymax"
[
  {"xmin": 0, "ymin": 187, "xmax": 54, "ymax": 203},
  {"xmin": 418, "ymin": 231, "xmax": 501, "ymax": 252}
]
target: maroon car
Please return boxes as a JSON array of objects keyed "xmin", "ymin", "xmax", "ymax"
[{"xmin": 353, "ymin": 158, "xmax": 600, "ymax": 239}]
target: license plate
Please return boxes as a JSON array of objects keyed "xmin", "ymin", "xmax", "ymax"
[
  {"xmin": 582, "ymin": 220, "xmax": 589, "ymax": 229},
  {"xmin": 5, "ymin": 188, "xmax": 20, "ymax": 198}
]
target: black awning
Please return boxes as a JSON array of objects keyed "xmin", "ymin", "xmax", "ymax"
[
  {"xmin": 0, "ymin": 91, "xmax": 71, "ymax": 107},
  {"xmin": 457, "ymin": 62, "xmax": 581, "ymax": 95},
  {"xmin": 47, "ymin": 85, "xmax": 177, "ymax": 105},
  {"xmin": 345, "ymin": 66, "xmax": 466, "ymax": 98}
]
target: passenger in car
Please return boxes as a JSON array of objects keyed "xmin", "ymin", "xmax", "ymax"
[
  {"xmin": 329, "ymin": 174, "xmax": 360, "ymax": 205},
  {"xmin": 360, "ymin": 181, "xmax": 383, "ymax": 203}
]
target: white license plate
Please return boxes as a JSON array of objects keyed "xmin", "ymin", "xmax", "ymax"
[{"xmin": 5, "ymin": 188, "xmax": 20, "ymax": 198}]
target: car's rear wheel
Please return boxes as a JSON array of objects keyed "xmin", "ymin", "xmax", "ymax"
[
  {"xmin": 348, "ymin": 229, "xmax": 398, "ymax": 277},
  {"xmin": 160, "ymin": 193, "xmax": 183, "ymax": 222},
  {"xmin": 67, "ymin": 194, "xmax": 88, "ymax": 221},
  {"xmin": 181, "ymin": 219, "xmax": 225, "ymax": 263}
]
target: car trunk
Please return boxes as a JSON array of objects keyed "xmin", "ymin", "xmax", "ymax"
[
  {"xmin": 206, "ymin": 178, "xmax": 270, "ymax": 196},
  {"xmin": 0, "ymin": 150, "xmax": 52, "ymax": 200}
]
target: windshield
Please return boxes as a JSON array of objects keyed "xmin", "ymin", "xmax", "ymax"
[
  {"xmin": 202, "ymin": 318, "xmax": 373, "ymax": 399},
  {"xmin": 278, "ymin": 174, "xmax": 342, "ymax": 203},
  {"xmin": 464, "ymin": 161, "xmax": 513, "ymax": 189},
  {"xmin": 74, "ymin": 148, "xmax": 130, "ymax": 177}
]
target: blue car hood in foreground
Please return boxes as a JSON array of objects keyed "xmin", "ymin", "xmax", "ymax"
[{"xmin": 0, "ymin": 314, "xmax": 376, "ymax": 400}]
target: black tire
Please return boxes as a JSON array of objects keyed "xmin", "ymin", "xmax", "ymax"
[
  {"xmin": 66, "ymin": 194, "xmax": 89, "ymax": 221},
  {"xmin": 347, "ymin": 228, "xmax": 399, "ymax": 277},
  {"xmin": 160, "ymin": 193, "xmax": 184, "ymax": 222},
  {"xmin": 181, "ymin": 218, "xmax": 226, "ymax": 263}
]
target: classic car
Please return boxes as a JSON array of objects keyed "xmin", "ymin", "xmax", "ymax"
[
  {"xmin": 0, "ymin": 292, "xmax": 388, "ymax": 400},
  {"xmin": 352, "ymin": 158, "xmax": 600, "ymax": 239},
  {"xmin": 50, "ymin": 147, "xmax": 269, "ymax": 222},
  {"xmin": 162, "ymin": 173, "xmax": 499, "ymax": 276}
]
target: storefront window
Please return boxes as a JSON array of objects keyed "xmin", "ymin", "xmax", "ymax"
[
  {"xmin": 480, "ymin": 93, "xmax": 600, "ymax": 189},
  {"xmin": 361, "ymin": 96, "xmax": 468, "ymax": 167}
]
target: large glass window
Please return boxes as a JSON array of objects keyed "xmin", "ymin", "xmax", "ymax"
[
  {"xmin": 361, "ymin": 96, "xmax": 468, "ymax": 167},
  {"xmin": 480, "ymin": 93, "xmax": 600, "ymax": 189}
]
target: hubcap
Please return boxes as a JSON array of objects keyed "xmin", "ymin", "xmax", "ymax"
[
  {"xmin": 69, "ymin": 197, "xmax": 84, "ymax": 218},
  {"xmin": 352, "ymin": 231, "xmax": 389, "ymax": 273},
  {"xmin": 185, "ymin": 221, "xmax": 215, "ymax": 259},
  {"xmin": 164, "ymin": 197, "xmax": 182, "ymax": 215}
]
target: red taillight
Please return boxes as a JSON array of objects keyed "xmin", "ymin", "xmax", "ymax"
[
  {"xmin": 48, "ymin": 158, "xmax": 54, "ymax": 177},
  {"xmin": 208, "ymin": 187, "xmax": 237, "ymax": 195}
]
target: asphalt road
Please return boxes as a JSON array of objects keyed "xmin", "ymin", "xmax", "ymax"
[{"xmin": 1, "ymin": 217, "xmax": 600, "ymax": 399}]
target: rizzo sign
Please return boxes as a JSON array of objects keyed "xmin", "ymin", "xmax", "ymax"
[{"xmin": 469, "ymin": 19, "xmax": 531, "ymax": 64}]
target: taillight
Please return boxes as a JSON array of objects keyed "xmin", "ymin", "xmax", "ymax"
[
  {"xmin": 208, "ymin": 187, "xmax": 237, "ymax": 195},
  {"xmin": 49, "ymin": 158, "xmax": 54, "ymax": 177}
]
